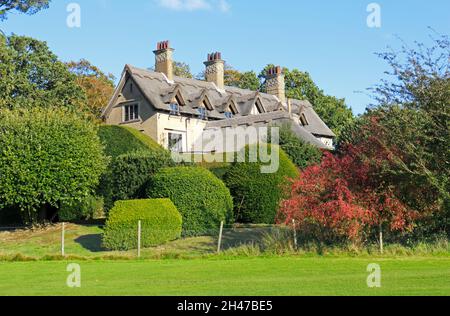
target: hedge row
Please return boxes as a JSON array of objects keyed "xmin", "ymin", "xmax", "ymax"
[{"xmin": 102, "ymin": 199, "xmax": 182, "ymax": 250}]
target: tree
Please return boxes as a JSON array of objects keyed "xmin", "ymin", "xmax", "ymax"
[
  {"xmin": 269, "ymin": 123, "xmax": 323, "ymax": 169},
  {"xmin": 260, "ymin": 65, "xmax": 355, "ymax": 139},
  {"xmin": 279, "ymin": 144, "xmax": 417, "ymax": 245},
  {"xmin": 364, "ymin": 32, "xmax": 450, "ymax": 237},
  {"xmin": 0, "ymin": 107, "xmax": 108, "ymax": 224},
  {"xmin": 224, "ymin": 66, "xmax": 260, "ymax": 91},
  {"xmin": 0, "ymin": 34, "xmax": 86, "ymax": 112},
  {"xmin": 0, "ymin": 0, "xmax": 50, "ymax": 20},
  {"xmin": 173, "ymin": 61, "xmax": 193, "ymax": 78},
  {"xmin": 67, "ymin": 59, "xmax": 116, "ymax": 120}
]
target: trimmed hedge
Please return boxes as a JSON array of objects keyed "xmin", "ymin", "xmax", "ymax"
[
  {"xmin": 147, "ymin": 167, "xmax": 233, "ymax": 236},
  {"xmin": 97, "ymin": 125, "xmax": 174, "ymax": 211},
  {"xmin": 99, "ymin": 150, "xmax": 174, "ymax": 211},
  {"xmin": 98, "ymin": 125, "xmax": 166, "ymax": 158},
  {"xmin": 102, "ymin": 199, "xmax": 182, "ymax": 251},
  {"xmin": 223, "ymin": 144, "xmax": 299, "ymax": 224}
]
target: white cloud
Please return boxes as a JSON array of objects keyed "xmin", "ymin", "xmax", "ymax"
[{"xmin": 157, "ymin": 0, "xmax": 230, "ymax": 12}]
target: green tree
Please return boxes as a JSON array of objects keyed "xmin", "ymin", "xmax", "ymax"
[
  {"xmin": 0, "ymin": 0, "xmax": 50, "ymax": 20},
  {"xmin": 365, "ymin": 33, "xmax": 450, "ymax": 236},
  {"xmin": 0, "ymin": 107, "xmax": 108, "ymax": 224},
  {"xmin": 67, "ymin": 59, "xmax": 116, "ymax": 120},
  {"xmin": 224, "ymin": 66, "xmax": 260, "ymax": 91},
  {"xmin": 0, "ymin": 34, "xmax": 86, "ymax": 112},
  {"xmin": 260, "ymin": 65, "xmax": 355, "ymax": 139},
  {"xmin": 269, "ymin": 124, "xmax": 323, "ymax": 169},
  {"xmin": 173, "ymin": 61, "xmax": 193, "ymax": 78}
]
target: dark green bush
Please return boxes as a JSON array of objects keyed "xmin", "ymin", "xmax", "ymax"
[
  {"xmin": 102, "ymin": 199, "xmax": 182, "ymax": 250},
  {"xmin": 59, "ymin": 196, "xmax": 104, "ymax": 221},
  {"xmin": 223, "ymin": 144, "xmax": 298, "ymax": 224},
  {"xmin": 269, "ymin": 124, "xmax": 322, "ymax": 169},
  {"xmin": 147, "ymin": 167, "xmax": 233, "ymax": 236},
  {"xmin": 99, "ymin": 150, "xmax": 174, "ymax": 211}
]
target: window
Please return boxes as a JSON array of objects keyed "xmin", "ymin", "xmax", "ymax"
[
  {"xmin": 168, "ymin": 133, "xmax": 183, "ymax": 153},
  {"xmin": 225, "ymin": 111, "xmax": 233, "ymax": 119},
  {"xmin": 198, "ymin": 107, "xmax": 207, "ymax": 120},
  {"xmin": 123, "ymin": 104, "xmax": 139, "ymax": 122},
  {"xmin": 300, "ymin": 113, "xmax": 309, "ymax": 126},
  {"xmin": 170, "ymin": 103, "xmax": 180, "ymax": 115}
]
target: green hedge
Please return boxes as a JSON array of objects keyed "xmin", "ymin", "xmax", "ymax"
[
  {"xmin": 102, "ymin": 199, "xmax": 182, "ymax": 250},
  {"xmin": 99, "ymin": 150, "xmax": 174, "ymax": 211},
  {"xmin": 147, "ymin": 167, "xmax": 233, "ymax": 236},
  {"xmin": 223, "ymin": 144, "xmax": 298, "ymax": 224},
  {"xmin": 98, "ymin": 125, "xmax": 167, "ymax": 158}
]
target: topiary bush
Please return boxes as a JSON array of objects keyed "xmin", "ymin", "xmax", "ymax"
[
  {"xmin": 102, "ymin": 199, "xmax": 182, "ymax": 251},
  {"xmin": 99, "ymin": 150, "xmax": 174, "ymax": 211},
  {"xmin": 223, "ymin": 144, "xmax": 298, "ymax": 224},
  {"xmin": 97, "ymin": 125, "xmax": 174, "ymax": 211},
  {"xmin": 98, "ymin": 125, "xmax": 166, "ymax": 158},
  {"xmin": 147, "ymin": 167, "xmax": 233, "ymax": 236}
]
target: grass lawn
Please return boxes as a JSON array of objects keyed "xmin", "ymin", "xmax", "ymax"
[{"xmin": 0, "ymin": 257, "xmax": 449, "ymax": 296}]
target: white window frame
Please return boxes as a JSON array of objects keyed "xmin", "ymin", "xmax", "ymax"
[{"xmin": 122, "ymin": 102, "xmax": 140, "ymax": 123}]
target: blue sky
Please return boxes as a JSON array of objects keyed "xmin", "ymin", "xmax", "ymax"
[{"xmin": 1, "ymin": 0, "xmax": 449, "ymax": 114}]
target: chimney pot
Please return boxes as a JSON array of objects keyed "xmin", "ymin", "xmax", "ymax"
[
  {"xmin": 153, "ymin": 40, "xmax": 174, "ymax": 81},
  {"xmin": 266, "ymin": 65, "xmax": 286, "ymax": 104},
  {"xmin": 204, "ymin": 51, "xmax": 225, "ymax": 90}
]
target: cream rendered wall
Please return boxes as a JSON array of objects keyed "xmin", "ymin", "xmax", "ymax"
[{"xmin": 156, "ymin": 113, "xmax": 207, "ymax": 153}]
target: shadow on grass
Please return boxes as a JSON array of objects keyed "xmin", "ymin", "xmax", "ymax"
[
  {"xmin": 220, "ymin": 227, "xmax": 270, "ymax": 250},
  {"xmin": 75, "ymin": 234, "xmax": 105, "ymax": 252}
]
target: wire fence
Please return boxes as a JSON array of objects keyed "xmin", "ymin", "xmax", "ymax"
[{"xmin": 0, "ymin": 222, "xmax": 297, "ymax": 259}]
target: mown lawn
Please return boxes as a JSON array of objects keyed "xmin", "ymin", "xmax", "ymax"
[{"xmin": 0, "ymin": 257, "xmax": 449, "ymax": 296}]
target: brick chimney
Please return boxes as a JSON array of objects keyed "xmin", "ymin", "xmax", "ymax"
[
  {"xmin": 153, "ymin": 40, "xmax": 174, "ymax": 81},
  {"xmin": 266, "ymin": 66, "xmax": 286, "ymax": 104},
  {"xmin": 204, "ymin": 52, "xmax": 225, "ymax": 90}
]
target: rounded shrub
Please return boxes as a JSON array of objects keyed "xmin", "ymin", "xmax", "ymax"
[
  {"xmin": 223, "ymin": 144, "xmax": 298, "ymax": 224},
  {"xmin": 102, "ymin": 199, "xmax": 182, "ymax": 251},
  {"xmin": 99, "ymin": 150, "xmax": 174, "ymax": 211},
  {"xmin": 147, "ymin": 167, "xmax": 233, "ymax": 236}
]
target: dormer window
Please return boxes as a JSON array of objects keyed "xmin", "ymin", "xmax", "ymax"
[
  {"xmin": 170, "ymin": 103, "xmax": 180, "ymax": 115},
  {"xmin": 123, "ymin": 103, "xmax": 139, "ymax": 122},
  {"xmin": 300, "ymin": 113, "xmax": 309, "ymax": 126},
  {"xmin": 198, "ymin": 107, "xmax": 207, "ymax": 120}
]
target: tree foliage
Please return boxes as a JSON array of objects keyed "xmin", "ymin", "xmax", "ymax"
[
  {"xmin": 67, "ymin": 59, "xmax": 115, "ymax": 120},
  {"xmin": 260, "ymin": 65, "xmax": 355, "ymax": 139},
  {"xmin": 364, "ymin": 33, "xmax": 450, "ymax": 237},
  {"xmin": 269, "ymin": 124, "xmax": 323, "ymax": 169},
  {"xmin": 0, "ymin": 34, "xmax": 86, "ymax": 112},
  {"xmin": 224, "ymin": 66, "xmax": 260, "ymax": 91},
  {"xmin": 0, "ymin": 107, "xmax": 107, "ymax": 224},
  {"xmin": 0, "ymin": 0, "xmax": 50, "ymax": 20}
]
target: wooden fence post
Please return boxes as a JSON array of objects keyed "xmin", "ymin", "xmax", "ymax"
[
  {"xmin": 379, "ymin": 223, "xmax": 384, "ymax": 254},
  {"xmin": 292, "ymin": 219, "xmax": 298, "ymax": 251},
  {"xmin": 61, "ymin": 222, "xmax": 65, "ymax": 257},
  {"xmin": 137, "ymin": 220, "xmax": 142, "ymax": 258},
  {"xmin": 217, "ymin": 221, "xmax": 224, "ymax": 254}
]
